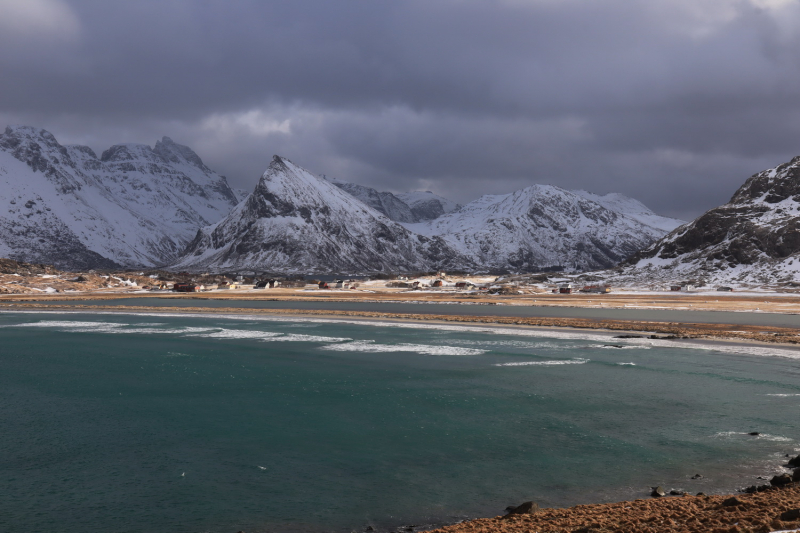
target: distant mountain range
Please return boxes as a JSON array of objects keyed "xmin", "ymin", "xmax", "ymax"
[
  {"xmin": 1, "ymin": 125, "xmax": 685, "ymax": 273},
  {"xmin": 176, "ymin": 156, "xmax": 683, "ymax": 273},
  {"xmin": 612, "ymin": 155, "xmax": 800, "ymax": 286}
]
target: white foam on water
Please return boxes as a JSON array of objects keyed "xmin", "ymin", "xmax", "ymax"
[
  {"xmin": 712, "ymin": 431, "xmax": 794, "ymax": 442},
  {"xmin": 321, "ymin": 340, "xmax": 487, "ymax": 356},
  {"xmin": 766, "ymin": 393, "xmax": 800, "ymax": 397},
  {"xmin": 4, "ymin": 320, "xmax": 123, "ymax": 329},
  {"xmin": 1, "ymin": 320, "xmax": 220, "ymax": 336},
  {"xmin": 6, "ymin": 309, "xmax": 800, "ymax": 362},
  {"xmin": 595, "ymin": 344, "xmax": 650, "ymax": 350},
  {"xmin": 187, "ymin": 329, "xmax": 284, "ymax": 340},
  {"xmin": 261, "ymin": 334, "xmax": 352, "ymax": 343},
  {"xmin": 616, "ymin": 362, "xmax": 637, "ymax": 366},
  {"xmin": 495, "ymin": 358, "xmax": 589, "ymax": 367}
]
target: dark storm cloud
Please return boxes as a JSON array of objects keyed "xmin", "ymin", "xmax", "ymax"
[{"xmin": 2, "ymin": 0, "xmax": 800, "ymax": 220}]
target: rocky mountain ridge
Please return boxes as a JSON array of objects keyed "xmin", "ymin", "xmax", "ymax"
[
  {"xmin": 0, "ymin": 126, "xmax": 240, "ymax": 269},
  {"xmin": 326, "ymin": 178, "xmax": 461, "ymax": 224},
  {"xmin": 1, "ymin": 125, "xmax": 685, "ymax": 274},
  {"xmin": 401, "ymin": 185, "xmax": 684, "ymax": 272}
]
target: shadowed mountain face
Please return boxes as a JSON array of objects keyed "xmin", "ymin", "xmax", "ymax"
[
  {"xmin": 173, "ymin": 156, "xmax": 474, "ymax": 273},
  {"xmin": 0, "ymin": 126, "xmax": 240, "ymax": 270},
  {"xmin": 621, "ymin": 155, "xmax": 800, "ymax": 284},
  {"xmin": 328, "ymin": 181, "xmax": 418, "ymax": 223}
]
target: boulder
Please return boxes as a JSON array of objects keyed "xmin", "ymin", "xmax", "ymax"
[
  {"xmin": 748, "ymin": 432, "xmax": 760, "ymax": 436},
  {"xmin": 722, "ymin": 497, "xmax": 743, "ymax": 507},
  {"xmin": 779, "ymin": 509, "xmax": 800, "ymax": 521},
  {"xmin": 742, "ymin": 484, "xmax": 772, "ymax": 494},
  {"xmin": 651, "ymin": 486, "xmax": 666, "ymax": 497},
  {"xmin": 690, "ymin": 474, "xmax": 703, "ymax": 480},
  {"xmin": 793, "ymin": 468, "xmax": 800, "ymax": 482},
  {"xmin": 770, "ymin": 474, "xmax": 793, "ymax": 487},
  {"xmin": 788, "ymin": 454, "xmax": 800, "ymax": 467},
  {"xmin": 504, "ymin": 501, "xmax": 540, "ymax": 517}
]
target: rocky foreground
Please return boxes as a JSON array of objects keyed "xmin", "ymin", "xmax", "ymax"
[{"xmin": 429, "ymin": 484, "xmax": 800, "ymax": 533}]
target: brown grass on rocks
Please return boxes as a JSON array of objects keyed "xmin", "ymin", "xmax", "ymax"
[{"xmin": 430, "ymin": 484, "xmax": 800, "ymax": 533}]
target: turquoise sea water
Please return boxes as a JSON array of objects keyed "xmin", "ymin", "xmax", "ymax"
[{"xmin": 1, "ymin": 311, "xmax": 799, "ymax": 533}]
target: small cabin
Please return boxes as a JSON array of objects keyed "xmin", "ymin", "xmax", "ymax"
[
  {"xmin": 319, "ymin": 281, "xmax": 330, "ymax": 289},
  {"xmin": 580, "ymin": 284, "xmax": 610, "ymax": 294},
  {"xmin": 671, "ymin": 284, "xmax": 695, "ymax": 292},
  {"xmin": 254, "ymin": 280, "xmax": 268, "ymax": 289},
  {"xmin": 431, "ymin": 279, "xmax": 443, "ymax": 287},
  {"xmin": 559, "ymin": 283, "xmax": 572, "ymax": 294},
  {"xmin": 716, "ymin": 286, "xmax": 733, "ymax": 292},
  {"xmin": 173, "ymin": 283, "xmax": 197, "ymax": 292},
  {"xmin": 455, "ymin": 281, "xmax": 474, "ymax": 289}
]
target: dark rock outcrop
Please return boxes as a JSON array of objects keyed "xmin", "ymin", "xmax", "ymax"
[{"xmin": 623, "ymin": 155, "xmax": 800, "ymax": 284}]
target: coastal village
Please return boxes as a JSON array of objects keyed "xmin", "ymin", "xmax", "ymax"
[{"xmin": 0, "ymin": 258, "xmax": 788, "ymax": 297}]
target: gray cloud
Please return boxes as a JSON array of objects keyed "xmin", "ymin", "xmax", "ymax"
[{"xmin": 2, "ymin": 0, "xmax": 800, "ymax": 220}]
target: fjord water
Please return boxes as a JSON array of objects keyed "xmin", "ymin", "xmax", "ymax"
[{"xmin": 1, "ymin": 313, "xmax": 799, "ymax": 533}]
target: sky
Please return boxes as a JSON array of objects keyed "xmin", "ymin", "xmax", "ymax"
[{"xmin": 2, "ymin": 0, "xmax": 800, "ymax": 220}]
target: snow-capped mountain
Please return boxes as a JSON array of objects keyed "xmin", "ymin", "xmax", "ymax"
[
  {"xmin": 396, "ymin": 191, "xmax": 461, "ymax": 221},
  {"xmin": 173, "ymin": 156, "xmax": 473, "ymax": 273},
  {"xmin": 615, "ymin": 155, "xmax": 800, "ymax": 286},
  {"xmin": 327, "ymin": 180, "xmax": 417, "ymax": 223},
  {"xmin": 0, "ymin": 126, "xmax": 240, "ymax": 269},
  {"xmin": 402, "ymin": 185, "xmax": 685, "ymax": 272}
]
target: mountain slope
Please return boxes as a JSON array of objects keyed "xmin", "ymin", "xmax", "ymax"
[
  {"xmin": 403, "ymin": 185, "xmax": 684, "ymax": 272},
  {"xmin": 173, "ymin": 156, "xmax": 473, "ymax": 273},
  {"xmin": 328, "ymin": 180, "xmax": 417, "ymax": 223},
  {"xmin": 617, "ymin": 156, "xmax": 800, "ymax": 285},
  {"xmin": 0, "ymin": 126, "xmax": 240, "ymax": 269},
  {"xmin": 396, "ymin": 191, "xmax": 461, "ymax": 221}
]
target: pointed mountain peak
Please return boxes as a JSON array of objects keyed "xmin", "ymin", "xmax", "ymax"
[
  {"xmin": 153, "ymin": 136, "xmax": 205, "ymax": 168},
  {"xmin": 100, "ymin": 143, "xmax": 156, "ymax": 163}
]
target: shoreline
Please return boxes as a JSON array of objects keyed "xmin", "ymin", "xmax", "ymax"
[
  {"xmin": 424, "ymin": 483, "xmax": 800, "ymax": 533},
  {"xmin": 4, "ymin": 301, "xmax": 800, "ymax": 352}
]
